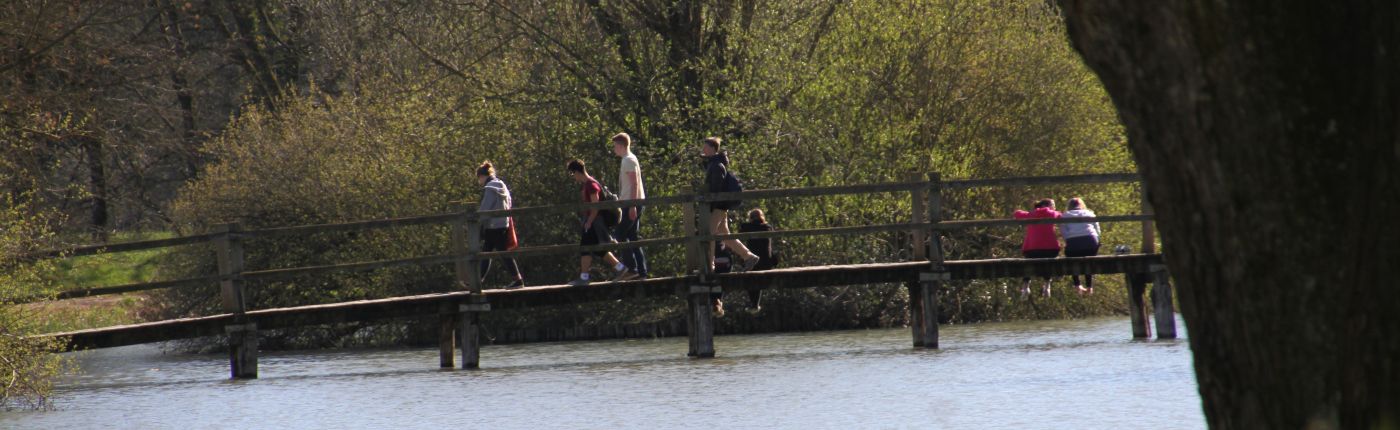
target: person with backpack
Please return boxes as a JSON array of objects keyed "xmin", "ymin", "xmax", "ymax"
[
  {"xmin": 566, "ymin": 158, "xmax": 630, "ymax": 287},
  {"xmin": 1060, "ymin": 197, "xmax": 1102, "ymax": 294},
  {"xmin": 699, "ymin": 137, "xmax": 762, "ymax": 315},
  {"xmin": 609, "ymin": 132, "xmax": 646, "ymax": 282},
  {"xmin": 701, "ymin": 137, "xmax": 761, "ymax": 273},
  {"xmin": 1014, "ymin": 198, "xmax": 1062, "ymax": 297},
  {"xmin": 476, "ymin": 161, "xmax": 525, "ymax": 289}
]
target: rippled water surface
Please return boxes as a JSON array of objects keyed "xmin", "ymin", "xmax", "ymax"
[{"xmin": 3, "ymin": 316, "xmax": 1202, "ymax": 429}]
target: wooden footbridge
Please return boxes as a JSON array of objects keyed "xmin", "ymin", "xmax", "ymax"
[{"xmin": 24, "ymin": 173, "xmax": 1177, "ymax": 379}]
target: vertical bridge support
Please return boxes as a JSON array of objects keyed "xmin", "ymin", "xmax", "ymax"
[
  {"xmin": 912, "ymin": 173, "xmax": 946, "ymax": 349},
  {"xmin": 687, "ymin": 285, "xmax": 720, "ymax": 358},
  {"xmin": 451, "ymin": 207, "xmax": 488, "ymax": 369},
  {"xmin": 1150, "ymin": 264, "xmax": 1177, "ymax": 339},
  {"xmin": 216, "ymin": 222, "xmax": 257, "ymax": 379}
]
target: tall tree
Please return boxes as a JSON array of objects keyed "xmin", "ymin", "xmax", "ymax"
[{"xmin": 1057, "ymin": 1, "xmax": 1400, "ymax": 428}]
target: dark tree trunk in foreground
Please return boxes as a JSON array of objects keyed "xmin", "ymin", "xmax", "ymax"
[{"xmin": 1057, "ymin": 2, "xmax": 1400, "ymax": 428}]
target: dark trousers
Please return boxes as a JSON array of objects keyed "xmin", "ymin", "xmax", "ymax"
[
  {"xmin": 612, "ymin": 206, "xmax": 647, "ymax": 276},
  {"xmin": 1064, "ymin": 235, "xmax": 1101, "ymax": 288},
  {"xmin": 1022, "ymin": 248, "xmax": 1060, "ymax": 282},
  {"xmin": 481, "ymin": 227, "xmax": 522, "ymax": 281}
]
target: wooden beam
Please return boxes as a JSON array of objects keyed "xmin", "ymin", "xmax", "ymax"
[{"xmin": 943, "ymin": 173, "xmax": 1140, "ymax": 190}]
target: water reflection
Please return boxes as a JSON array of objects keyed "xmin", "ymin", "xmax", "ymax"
[{"xmin": 3, "ymin": 316, "xmax": 1202, "ymax": 429}]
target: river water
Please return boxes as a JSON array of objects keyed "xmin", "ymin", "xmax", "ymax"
[{"xmin": 3, "ymin": 316, "xmax": 1202, "ymax": 429}]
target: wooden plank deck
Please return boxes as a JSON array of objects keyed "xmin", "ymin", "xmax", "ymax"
[{"xmin": 43, "ymin": 254, "xmax": 1163, "ymax": 351}]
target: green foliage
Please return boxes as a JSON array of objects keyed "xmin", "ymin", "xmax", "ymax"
[{"xmin": 0, "ymin": 196, "xmax": 69, "ymax": 410}]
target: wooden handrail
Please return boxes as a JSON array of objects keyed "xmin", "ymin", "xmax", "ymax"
[{"xmin": 18, "ymin": 173, "xmax": 1148, "ymax": 305}]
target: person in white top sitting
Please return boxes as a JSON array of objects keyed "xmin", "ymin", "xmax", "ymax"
[{"xmin": 1060, "ymin": 197, "xmax": 1102, "ymax": 294}]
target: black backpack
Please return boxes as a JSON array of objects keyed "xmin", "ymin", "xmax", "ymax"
[
  {"xmin": 594, "ymin": 180, "xmax": 622, "ymax": 226},
  {"xmin": 715, "ymin": 171, "xmax": 744, "ymax": 210}
]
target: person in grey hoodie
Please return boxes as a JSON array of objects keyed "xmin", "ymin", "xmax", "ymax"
[
  {"xmin": 477, "ymin": 161, "xmax": 524, "ymax": 289},
  {"xmin": 1060, "ymin": 197, "xmax": 1101, "ymax": 294}
]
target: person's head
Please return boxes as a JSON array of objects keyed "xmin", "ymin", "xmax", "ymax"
[
  {"xmin": 1035, "ymin": 198, "xmax": 1055, "ymax": 209},
  {"xmin": 476, "ymin": 161, "xmax": 495, "ymax": 185},
  {"xmin": 566, "ymin": 159, "xmax": 588, "ymax": 182},
  {"xmin": 612, "ymin": 132, "xmax": 631, "ymax": 157},
  {"xmin": 701, "ymin": 136, "xmax": 721, "ymax": 157},
  {"xmin": 1068, "ymin": 197, "xmax": 1086, "ymax": 210},
  {"xmin": 749, "ymin": 208, "xmax": 767, "ymax": 225}
]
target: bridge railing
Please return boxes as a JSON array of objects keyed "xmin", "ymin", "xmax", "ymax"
[{"xmin": 12, "ymin": 172, "xmax": 1152, "ymax": 306}]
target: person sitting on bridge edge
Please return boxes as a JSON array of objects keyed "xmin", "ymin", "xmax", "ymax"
[
  {"xmin": 1060, "ymin": 197, "xmax": 1102, "ymax": 295},
  {"xmin": 739, "ymin": 208, "xmax": 776, "ymax": 311},
  {"xmin": 610, "ymin": 132, "xmax": 646, "ymax": 282},
  {"xmin": 567, "ymin": 158, "xmax": 630, "ymax": 287},
  {"xmin": 1014, "ymin": 198, "xmax": 1062, "ymax": 297},
  {"xmin": 477, "ymin": 161, "xmax": 525, "ymax": 289}
]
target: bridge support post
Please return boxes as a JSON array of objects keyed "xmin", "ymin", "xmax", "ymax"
[
  {"xmin": 216, "ymin": 223, "xmax": 257, "ymax": 379},
  {"xmin": 226, "ymin": 323, "xmax": 258, "ymax": 378},
  {"xmin": 1127, "ymin": 272, "xmax": 1152, "ymax": 339},
  {"xmin": 439, "ymin": 303, "xmax": 457, "ymax": 368},
  {"xmin": 459, "ymin": 302, "xmax": 488, "ymax": 369},
  {"xmin": 1150, "ymin": 264, "xmax": 1177, "ymax": 339},
  {"xmin": 916, "ymin": 273, "xmax": 947, "ymax": 348},
  {"xmin": 687, "ymin": 285, "xmax": 719, "ymax": 358}
]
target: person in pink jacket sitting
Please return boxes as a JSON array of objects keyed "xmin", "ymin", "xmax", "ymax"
[{"xmin": 1014, "ymin": 198, "xmax": 1062, "ymax": 297}]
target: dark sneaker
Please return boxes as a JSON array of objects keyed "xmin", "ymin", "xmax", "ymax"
[
  {"xmin": 504, "ymin": 279, "xmax": 525, "ymax": 290},
  {"xmin": 739, "ymin": 255, "xmax": 761, "ymax": 273},
  {"xmin": 567, "ymin": 278, "xmax": 590, "ymax": 287},
  {"xmin": 611, "ymin": 269, "xmax": 640, "ymax": 282}
]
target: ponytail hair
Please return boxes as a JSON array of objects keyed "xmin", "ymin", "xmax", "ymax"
[{"xmin": 477, "ymin": 161, "xmax": 495, "ymax": 178}]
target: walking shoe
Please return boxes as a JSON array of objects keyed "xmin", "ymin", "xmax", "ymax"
[
  {"xmin": 712, "ymin": 298, "xmax": 726, "ymax": 317},
  {"xmin": 567, "ymin": 278, "xmax": 590, "ymax": 287},
  {"xmin": 739, "ymin": 255, "xmax": 761, "ymax": 273},
  {"xmin": 504, "ymin": 279, "xmax": 525, "ymax": 290},
  {"xmin": 610, "ymin": 269, "xmax": 640, "ymax": 282}
]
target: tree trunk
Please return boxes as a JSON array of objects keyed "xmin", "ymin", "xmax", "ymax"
[{"xmin": 1057, "ymin": 2, "xmax": 1400, "ymax": 428}]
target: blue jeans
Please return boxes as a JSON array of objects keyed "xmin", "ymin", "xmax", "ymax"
[{"xmin": 612, "ymin": 205, "xmax": 648, "ymax": 276}]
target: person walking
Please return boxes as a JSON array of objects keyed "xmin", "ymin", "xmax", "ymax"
[
  {"xmin": 700, "ymin": 137, "xmax": 761, "ymax": 316},
  {"xmin": 700, "ymin": 137, "xmax": 762, "ymax": 272},
  {"xmin": 610, "ymin": 133, "xmax": 646, "ymax": 281},
  {"xmin": 476, "ymin": 161, "xmax": 524, "ymax": 289},
  {"xmin": 1014, "ymin": 198, "xmax": 1062, "ymax": 297},
  {"xmin": 1060, "ymin": 197, "xmax": 1102, "ymax": 294},
  {"xmin": 566, "ymin": 159, "xmax": 629, "ymax": 287}
]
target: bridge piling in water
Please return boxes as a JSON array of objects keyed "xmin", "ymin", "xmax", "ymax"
[
  {"xmin": 216, "ymin": 222, "xmax": 258, "ymax": 379},
  {"xmin": 1150, "ymin": 264, "xmax": 1177, "ymax": 339},
  {"xmin": 452, "ymin": 208, "xmax": 487, "ymax": 369}
]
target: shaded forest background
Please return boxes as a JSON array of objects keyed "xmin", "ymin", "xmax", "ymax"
[{"xmin": 3, "ymin": 0, "xmax": 1142, "ymax": 351}]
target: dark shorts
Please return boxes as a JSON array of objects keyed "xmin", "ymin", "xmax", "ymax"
[
  {"xmin": 1023, "ymin": 249, "xmax": 1060, "ymax": 259},
  {"xmin": 1064, "ymin": 236, "xmax": 1101, "ymax": 257},
  {"xmin": 579, "ymin": 218, "xmax": 614, "ymax": 256}
]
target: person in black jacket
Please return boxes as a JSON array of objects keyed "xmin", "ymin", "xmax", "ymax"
[
  {"xmin": 739, "ymin": 208, "xmax": 777, "ymax": 310},
  {"xmin": 700, "ymin": 137, "xmax": 762, "ymax": 317},
  {"xmin": 701, "ymin": 137, "xmax": 761, "ymax": 273}
]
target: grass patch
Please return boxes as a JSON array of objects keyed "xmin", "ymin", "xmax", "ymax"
[{"xmin": 45, "ymin": 231, "xmax": 174, "ymax": 291}]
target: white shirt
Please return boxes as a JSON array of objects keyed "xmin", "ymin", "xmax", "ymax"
[{"xmin": 619, "ymin": 152, "xmax": 645, "ymax": 200}]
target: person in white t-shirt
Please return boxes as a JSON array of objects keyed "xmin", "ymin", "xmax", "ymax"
[{"xmin": 609, "ymin": 132, "xmax": 647, "ymax": 281}]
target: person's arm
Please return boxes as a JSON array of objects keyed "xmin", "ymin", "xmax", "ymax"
[
  {"xmin": 625, "ymin": 170, "xmax": 639, "ymax": 219},
  {"xmin": 1014, "ymin": 210, "xmax": 1030, "ymax": 219},
  {"xmin": 706, "ymin": 162, "xmax": 726, "ymax": 193},
  {"xmin": 583, "ymin": 187, "xmax": 600, "ymax": 228}
]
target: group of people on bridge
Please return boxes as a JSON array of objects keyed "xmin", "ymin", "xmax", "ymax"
[
  {"xmin": 1015, "ymin": 197, "xmax": 1103, "ymax": 297},
  {"xmin": 471, "ymin": 134, "xmax": 774, "ymax": 315},
  {"xmin": 470, "ymin": 132, "xmax": 1103, "ymax": 310}
]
